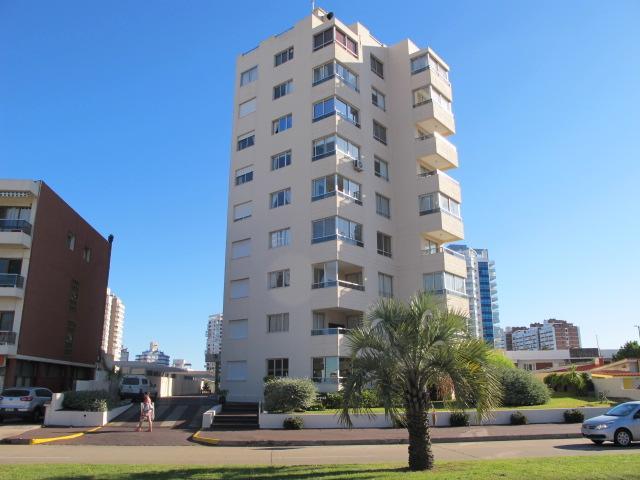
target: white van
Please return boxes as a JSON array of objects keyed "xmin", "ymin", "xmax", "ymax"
[{"xmin": 119, "ymin": 375, "xmax": 157, "ymax": 401}]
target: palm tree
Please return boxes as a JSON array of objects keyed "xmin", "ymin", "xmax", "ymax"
[{"xmin": 339, "ymin": 292, "xmax": 502, "ymax": 471}]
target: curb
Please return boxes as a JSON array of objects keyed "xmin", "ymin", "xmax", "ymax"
[
  {"xmin": 2, "ymin": 426, "xmax": 103, "ymax": 446},
  {"xmin": 190, "ymin": 432, "xmax": 582, "ymax": 447}
]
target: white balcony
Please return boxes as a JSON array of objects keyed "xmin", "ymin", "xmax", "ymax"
[
  {"xmin": 419, "ymin": 211, "xmax": 464, "ymax": 243},
  {"xmin": 415, "ymin": 133, "xmax": 458, "ymax": 171},
  {"xmin": 413, "ymin": 100, "xmax": 455, "ymax": 136},
  {"xmin": 417, "ymin": 170, "xmax": 461, "ymax": 203},
  {"xmin": 420, "ymin": 247, "xmax": 467, "ymax": 278},
  {"xmin": 0, "ymin": 220, "xmax": 32, "ymax": 249}
]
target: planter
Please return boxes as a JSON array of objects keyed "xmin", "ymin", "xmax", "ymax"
[{"xmin": 44, "ymin": 393, "xmax": 133, "ymax": 427}]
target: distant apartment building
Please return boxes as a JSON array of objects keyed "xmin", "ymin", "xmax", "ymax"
[
  {"xmin": 172, "ymin": 359, "xmax": 192, "ymax": 370},
  {"xmin": 120, "ymin": 347, "xmax": 129, "ymax": 362},
  {"xmin": 0, "ymin": 180, "xmax": 112, "ymax": 391},
  {"xmin": 448, "ymin": 245, "xmax": 500, "ymax": 346},
  {"xmin": 101, "ymin": 288, "xmax": 125, "ymax": 361},
  {"xmin": 221, "ymin": 9, "xmax": 467, "ymax": 401},
  {"xmin": 135, "ymin": 341, "xmax": 170, "ymax": 366},
  {"xmin": 504, "ymin": 326, "xmax": 527, "ymax": 351},
  {"xmin": 205, "ymin": 313, "xmax": 223, "ymax": 374},
  {"xmin": 511, "ymin": 319, "xmax": 581, "ymax": 351}
]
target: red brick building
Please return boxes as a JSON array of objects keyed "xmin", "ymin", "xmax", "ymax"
[{"xmin": 0, "ymin": 180, "xmax": 112, "ymax": 391}]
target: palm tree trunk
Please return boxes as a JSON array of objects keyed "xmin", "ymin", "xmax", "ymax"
[{"xmin": 405, "ymin": 387, "xmax": 433, "ymax": 470}]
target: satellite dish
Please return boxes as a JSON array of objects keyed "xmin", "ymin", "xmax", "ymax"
[{"xmin": 327, "ymin": 12, "xmax": 334, "ymax": 19}]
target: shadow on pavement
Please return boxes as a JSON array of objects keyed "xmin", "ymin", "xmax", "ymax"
[{"xmin": 554, "ymin": 442, "xmax": 640, "ymax": 451}]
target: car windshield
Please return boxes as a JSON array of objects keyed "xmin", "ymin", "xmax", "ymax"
[
  {"xmin": 606, "ymin": 404, "xmax": 638, "ymax": 417},
  {"xmin": 122, "ymin": 378, "xmax": 140, "ymax": 385},
  {"xmin": 1, "ymin": 389, "xmax": 29, "ymax": 397}
]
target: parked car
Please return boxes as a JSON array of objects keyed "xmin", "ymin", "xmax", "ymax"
[
  {"xmin": 0, "ymin": 387, "xmax": 53, "ymax": 423},
  {"xmin": 119, "ymin": 375, "xmax": 157, "ymax": 401},
  {"xmin": 582, "ymin": 401, "xmax": 640, "ymax": 446}
]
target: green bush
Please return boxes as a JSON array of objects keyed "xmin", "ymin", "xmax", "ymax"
[
  {"xmin": 510, "ymin": 411, "xmax": 528, "ymax": 425},
  {"xmin": 543, "ymin": 373, "xmax": 559, "ymax": 390},
  {"xmin": 282, "ymin": 416, "xmax": 304, "ymax": 430},
  {"xmin": 321, "ymin": 392, "xmax": 343, "ymax": 409},
  {"xmin": 564, "ymin": 409, "xmax": 585, "ymax": 423},
  {"xmin": 283, "ymin": 416, "xmax": 304, "ymax": 429},
  {"xmin": 449, "ymin": 411, "xmax": 470, "ymax": 427},
  {"xmin": 499, "ymin": 368, "xmax": 550, "ymax": 406},
  {"xmin": 360, "ymin": 389, "xmax": 381, "ymax": 408},
  {"xmin": 306, "ymin": 402, "xmax": 325, "ymax": 411},
  {"xmin": 263, "ymin": 378, "xmax": 317, "ymax": 413},
  {"xmin": 62, "ymin": 390, "xmax": 120, "ymax": 412}
]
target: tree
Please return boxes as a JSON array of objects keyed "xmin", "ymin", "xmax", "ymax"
[
  {"xmin": 339, "ymin": 293, "xmax": 502, "ymax": 471},
  {"xmin": 613, "ymin": 341, "xmax": 640, "ymax": 362}
]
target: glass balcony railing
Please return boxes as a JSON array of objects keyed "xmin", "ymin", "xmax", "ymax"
[
  {"xmin": 421, "ymin": 246, "xmax": 466, "ymax": 260},
  {"xmin": 0, "ymin": 219, "xmax": 32, "ymax": 235},
  {"xmin": 311, "ymin": 279, "xmax": 364, "ymax": 291},
  {"xmin": 0, "ymin": 331, "xmax": 17, "ymax": 345},
  {"xmin": 311, "ymin": 327, "xmax": 350, "ymax": 336},
  {"xmin": 0, "ymin": 274, "xmax": 24, "ymax": 288}
]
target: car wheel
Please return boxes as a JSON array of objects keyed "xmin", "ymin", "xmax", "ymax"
[
  {"xmin": 590, "ymin": 439, "xmax": 604, "ymax": 445},
  {"xmin": 32, "ymin": 407, "xmax": 43, "ymax": 423},
  {"xmin": 614, "ymin": 429, "xmax": 632, "ymax": 447}
]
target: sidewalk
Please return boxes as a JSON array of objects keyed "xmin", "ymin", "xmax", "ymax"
[{"xmin": 194, "ymin": 423, "xmax": 581, "ymax": 446}]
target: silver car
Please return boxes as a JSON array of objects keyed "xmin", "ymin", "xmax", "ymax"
[
  {"xmin": 0, "ymin": 387, "xmax": 53, "ymax": 423},
  {"xmin": 582, "ymin": 401, "xmax": 640, "ymax": 447}
]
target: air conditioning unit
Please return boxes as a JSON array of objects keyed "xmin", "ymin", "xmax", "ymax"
[{"xmin": 353, "ymin": 159, "xmax": 364, "ymax": 171}]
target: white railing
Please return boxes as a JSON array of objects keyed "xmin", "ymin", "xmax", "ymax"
[{"xmin": 421, "ymin": 246, "xmax": 465, "ymax": 260}]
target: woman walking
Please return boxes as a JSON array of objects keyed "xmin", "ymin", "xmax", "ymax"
[{"xmin": 136, "ymin": 393, "xmax": 154, "ymax": 432}]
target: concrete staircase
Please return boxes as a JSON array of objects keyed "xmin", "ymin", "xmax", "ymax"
[{"xmin": 211, "ymin": 402, "xmax": 259, "ymax": 430}]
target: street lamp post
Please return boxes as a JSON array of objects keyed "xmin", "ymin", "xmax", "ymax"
[{"xmin": 635, "ymin": 325, "xmax": 640, "ymax": 342}]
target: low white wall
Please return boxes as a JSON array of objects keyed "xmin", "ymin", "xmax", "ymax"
[
  {"xmin": 593, "ymin": 377, "xmax": 640, "ymax": 401},
  {"xmin": 44, "ymin": 393, "xmax": 133, "ymax": 427},
  {"xmin": 259, "ymin": 407, "xmax": 611, "ymax": 429},
  {"xmin": 201, "ymin": 404, "xmax": 223, "ymax": 429}
]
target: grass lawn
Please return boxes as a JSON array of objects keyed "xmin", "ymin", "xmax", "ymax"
[
  {"xmin": 1, "ymin": 455, "xmax": 640, "ymax": 479},
  {"xmin": 303, "ymin": 393, "xmax": 617, "ymax": 415}
]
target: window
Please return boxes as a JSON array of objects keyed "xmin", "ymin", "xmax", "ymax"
[
  {"xmin": 335, "ymin": 28, "xmax": 358, "ymax": 56},
  {"xmin": 312, "ymin": 216, "xmax": 363, "ymax": 247},
  {"xmin": 267, "ymin": 358, "xmax": 289, "ymax": 377},
  {"xmin": 373, "ymin": 121, "xmax": 387, "ymax": 144},
  {"xmin": 312, "ymin": 174, "xmax": 361, "ymax": 204},
  {"xmin": 431, "ymin": 86, "xmax": 452, "ymax": 112},
  {"xmin": 313, "ymin": 61, "xmax": 334, "ymax": 85},
  {"xmin": 271, "ymin": 150, "xmax": 291, "ymax": 170},
  {"xmin": 335, "ymin": 62, "xmax": 358, "ymax": 90},
  {"xmin": 233, "ymin": 201, "xmax": 252, "ymax": 221},
  {"xmin": 228, "ymin": 319, "xmax": 248, "ymax": 339},
  {"xmin": 419, "ymin": 193, "xmax": 460, "ymax": 217},
  {"xmin": 378, "ymin": 273, "xmax": 393, "ymax": 298},
  {"xmin": 267, "ymin": 313, "xmax": 289, "ymax": 332},
  {"xmin": 67, "ymin": 232, "xmax": 75, "ymax": 251},
  {"xmin": 238, "ymin": 98, "xmax": 256, "ymax": 117},
  {"xmin": 273, "ymin": 79, "xmax": 293, "ymax": 100},
  {"xmin": 235, "ymin": 165, "xmax": 254, "ymax": 185},
  {"xmin": 376, "ymin": 193, "xmax": 391, "ymax": 218},
  {"xmin": 272, "ymin": 113, "xmax": 292, "ymax": 134},
  {"xmin": 335, "ymin": 97, "xmax": 359, "ymax": 125},
  {"xmin": 231, "ymin": 238, "xmax": 251, "ymax": 259},
  {"xmin": 312, "ymin": 97, "xmax": 335, "ymax": 121},
  {"xmin": 227, "ymin": 361, "xmax": 247, "ymax": 381},
  {"xmin": 269, "ymin": 228, "xmax": 290, "ymax": 248},
  {"xmin": 69, "ymin": 279, "xmax": 79, "ymax": 311},
  {"xmin": 312, "ymin": 134, "xmax": 336, "ymax": 160},
  {"xmin": 237, "ymin": 131, "xmax": 255, "ymax": 151},
  {"xmin": 268, "ymin": 269, "xmax": 290, "ymax": 289},
  {"xmin": 336, "ymin": 135, "xmax": 360, "ymax": 160},
  {"xmin": 371, "ymin": 87, "xmax": 385, "ymax": 111},
  {"xmin": 423, "ymin": 272, "xmax": 466, "ymax": 295},
  {"xmin": 411, "ymin": 54, "xmax": 428, "ymax": 74},
  {"xmin": 240, "ymin": 66, "xmax": 258, "ymax": 86},
  {"xmin": 413, "ymin": 87, "xmax": 429, "ymax": 107},
  {"xmin": 422, "ymin": 238, "xmax": 438, "ymax": 254},
  {"xmin": 230, "ymin": 278, "xmax": 249, "ymax": 299},
  {"xmin": 0, "ymin": 311, "xmax": 14, "ymax": 331},
  {"xmin": 82, "ymin": 247, "xmax": 91, "ymax": 263},
  {"xmin": 370, "ymin": 54, "xmax": 384, "ymax": 78},
  {"xmin": 377, "ymin": 232, "xmax": 392, "ymax": 257},
  {"xmin": 270, "ymin": 188, "xmax": 291, "ymax": 209},
  {"xmin": 374, "ymin": 157, "xmax": 389, "ymax": 180},
  {"xmin": 274, "ymin": 46, "xmax": 294, "ymax": 66},
  {"xmin": 313, "ymin": 27, "xmax": 333, "ymax": 51}
]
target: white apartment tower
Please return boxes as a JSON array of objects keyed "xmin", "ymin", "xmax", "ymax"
[
  {"xmin": 205, "ymin": 313, "xmax": 223, "ymax": 373},
  {"xmin": 221, "ymin": 9, "xmax": 466, "ymax": 401},
  {"xmin": 102, "ymin": 288, "xmax": 125, "ymax": 361}
]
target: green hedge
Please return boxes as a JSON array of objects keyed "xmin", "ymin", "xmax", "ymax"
[
  {"xmin": 499, "ymin": 368, "xmax": 550, "ymax": 406},
  {"xmin": 263, "ymin": 378, "xmax": 317, "ymax": 413},
  {"xmin": 62, "ymin": 390, "xmax": 120, "ymax": 412},
  {"xmin": 449, "ymin": 411, "xmax": 469, "ymax": 426},
  {"xmin": 283, "ymin": 417, "xmax": 304, "ymax": 430}
]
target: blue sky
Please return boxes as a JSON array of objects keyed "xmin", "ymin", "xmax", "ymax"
[{"xmin": 1, "ymin": 0, "xmax": 639, "ymax": 366}]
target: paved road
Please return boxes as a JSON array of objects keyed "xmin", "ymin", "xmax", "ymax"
[
  {"xmin": 0, "ymin": 420, "xmax": 41, "ymax": 441},
  {"xmin": 1, "ymin": 438, "xmax": 639, "ymax": 465}
]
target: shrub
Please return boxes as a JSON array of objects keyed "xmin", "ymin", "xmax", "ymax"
[
  {"xmin": 282, "ymin": 416, "xmax": 304, "ymax": 430},
  {"xmin": 263, "ymin": 378, "xmax": 317, "ymax": 413},
  {"xmin": 321, "ymin": 392, "xmax": 343, "ymax": 409},
  {"xmin": 543, "ymin": 373, "xmax": 559, "ymax": 390},
  {"xmin": 564, "ymin": 409, "xmax": 585, "ymax": 424},
  {"xmin": 449, "ymin": 411, "xmax": 470, "ymax": 427},
  {"xmin": 510, "ymin": 411, "xmax": 528, "ymax": 425},
  {"xmin": 62, "ymin": 390, "xmax": 119, "ymax": 412},
  {"xmin": 306, "ymin": 402, "xmax": 325, "ymax": 411},
  {"xmin": 499, "ymin": 368, "xmax": 550, "ymax": 407},
  {"xmin": 360, "ymin": 389, "xmax": 381, "ymax": 408}
]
